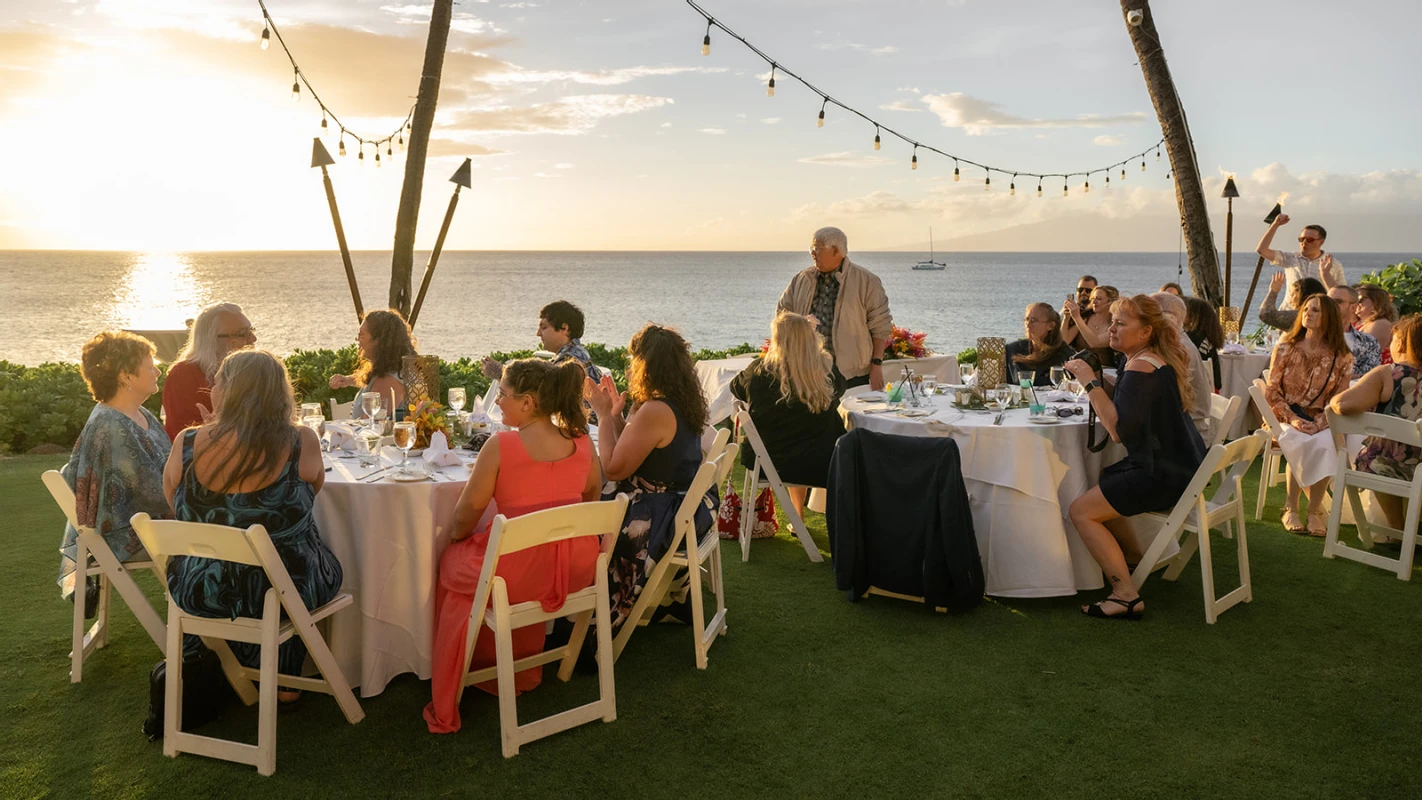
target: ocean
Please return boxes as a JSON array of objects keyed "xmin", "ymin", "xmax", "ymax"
[{"xmin": 1, "ymin": 250, "xmax": 1412, "ymax": 366}]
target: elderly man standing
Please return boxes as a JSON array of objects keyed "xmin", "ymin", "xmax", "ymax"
[
  {"xmin": 1151, "ymin": 292, "xmax": 1214, "ymax": 445},
  {"xmin": 777, "ymin": 227, "xmax": 893, "ymax": 390},
  {"xmin": 161, "ymin": 302, "xmax": 256, "ymax": 439},
  {"xmin": 1256, "ymin": 213, "xmax": 1344, "ymax": 309}
]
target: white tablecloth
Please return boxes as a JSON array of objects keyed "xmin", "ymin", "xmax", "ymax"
[
  {"xmin": 883, "ymin": 355, "xmax": 960, "ymax": 385},
  {"xmin": 840, "ymin": 395, "xmax": 1130, "ymax": 598},
  {"xmin": 314, "ymin": 448, "xmax": 481, "ymax": 697},
  {"xmin": 1220, "ymin": 351, "xmax": 1273, "ymax": 438}
]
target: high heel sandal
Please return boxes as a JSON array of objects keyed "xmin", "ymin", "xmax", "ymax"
[
  {"xmin": 1082, "ymin": 595, "xmax": 1145, "ymax": 621},
  {"xmin": 1305, "ymin": 510, "xmax": 1328, "ymax": 538}
]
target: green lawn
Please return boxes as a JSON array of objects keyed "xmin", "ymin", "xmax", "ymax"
[{"xmin": 3, "ymin": 452, "xmax": 1421, "ymax": 798}]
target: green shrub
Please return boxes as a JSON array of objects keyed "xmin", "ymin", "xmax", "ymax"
[
  {"xmin": 1359, "ymin": 258, "xmax": 1422, "ymax": 317},
  {"xmin": 957, "ymin": 347, "xmax": 978, "ymax": 365}
]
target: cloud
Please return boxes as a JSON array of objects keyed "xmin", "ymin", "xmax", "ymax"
[
  {"xmin": 424, "ymin": 140, "xmax": 508, "ymax": 158},
  {"xmin": 1093, "ymin": 135, "xmax": 1124, "ymax": 146},
  {"xmin": 816, "ymin": 42, "xmax": 899, "ymax": 56},
  {"xmin": 878, "ymin": 100, "xmax": 923, "ymax": 113},
  {"xmin": 797, "ymin": 151, "xmax": 895, "ymax": 168},
  {"xmin": 484, "ymin": 64, "xmax": 725, "ymax": 86},
  {"xmin": 762, "ymin": 117, "xmax": 781, "ymax": 124},
  {"xmin": 692, "ymin": 217, "xmax": 725, "ymax": 231},
  {"xmin": 698, "ymin": 128, "xmax": 726, "ymax": 135},
  {"xmin": 921, "ymin": 92, "xmax": 1149, "ymax": 135},
  {"xmin": 446, "ymin": 94, "xmax": 673, "ymax": 135},
  {"xmin": 381, "ymin": 4, "xmax": 505, "ymax": 35}
]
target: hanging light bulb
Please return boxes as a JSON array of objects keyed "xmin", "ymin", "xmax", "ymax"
[
  {"xmin": 767, "ymin": 66, "xmax": 776, "ymax": 97},
  {"xmin": 984, "ymin": 173, "xmax": 991, "ymax": 192},
  {"xmin": 338, "ymin": 135, "xmax": 346, "ymax": 157},
  {"xmin": 1166, "ymin": 170, "xmax": 1172, "ymax": 180},
  {"xmin": 1037, "ymin": 181, "xmax": 1043, "ymax": 198},
  {"xmin": 375, "ymin": 151, "xmax": 382, "ymax": 167},
  {"xmin": 260, "ymin": 26, "xmax": 270, "ymax": 50},
  {"xmin": 291, "ymin": 74, "xmax": 300, "ymax": 102},
  {"xmin": 1084, "ymin": 178, "xmax": 1091, "ymax": 194},
  {"xmin": 701, "ymin": 20, "xmax": 712, "ymax": 56},
  {"xmin": 387, "ymin": 142, "xmax": 393, "ymax": 158},
  {"xmin": 911, "ymin": 146, "xmax": 918, "ymax": 170},
  {"xmin": 1121, "ymin": 167, "xmax": 1127, "ymax": 181},
  {"xmin": 873, "ymin": 126, "xmax": 881, "ymax": 151},
  {"xmin": 358, "ymin": 144, "xmax": 364, "ymax": 164},
  {"xmin": 817, "ymin": 98, "xmax": 826, "ymax": 128},
  {"xmin": 1106, "ymin": 174, "xmax": 1111, "ymax": 188},
  {"xmin": 1140, "ymin": 159, "xmax": 1146, "ymax": 172},
  {"xmin": 953, "ymin": 160, "xmax": 960, "ymax": 182},
  {"xmin": 320, "ymin": 115, "xmax": 328, "ymax": 136},
  {"xmin": 1063, "ymin": 180, "xmax": 1069, "ymax": 197},
  {"xmin": 398, "ymin": 132, "xmax": 405, "ymax": 148},
  {"xmin": 1156, "ymin": 146, "xmax": 1161, "ymax": 161},
  {"xmin": 1010, "ymin": 175, "xmax": 1017, "ymax": 196},
  {"xmin": 406, "ymin": 120, "xmax": 412, "ymax": 133}
]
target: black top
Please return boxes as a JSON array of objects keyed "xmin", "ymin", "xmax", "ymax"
[
  {"xmin": 1113, "ymin": 363, "xmax": 1207, "ymax": 490},
  {"xmin": 730, "ymin": 359, "xmax": 846, "ymax": 487},
  {"xmin": 1187, "ymin": 330, "xmax": 1223, "ymax": 391},
  {"xmin": 632, "ymin": 401, "xmax": 702, "ymax": 491},
  {"xmin": 1005, "ymin": 339, "xmax": 1070, "ymax": 386}
]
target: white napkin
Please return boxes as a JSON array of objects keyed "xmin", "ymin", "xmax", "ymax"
[
  {"xmin": 963, "ymin": 372, "xmax": 978, "ymax": 388},
  {"xmin": 465, "ymin": 406, "xmax": 491, "ymax": 425},
  {"xmin": 422, "ymin": 431, "xmax": 462, "ymax": 467},
  {"xmin": 925, "ymin": 419, "xmax": 957, "ymax": 435},
  {"xmin": 1221, "ymin": 342, "xmax": 1247, "ymax": 354},
  {"xmin": 1039, "ymin": 389, "xmax": 1080, "ymax": 403},
  {"xmin": 325, "ymin": 422, "xmax": 360, "ymax": 451}
]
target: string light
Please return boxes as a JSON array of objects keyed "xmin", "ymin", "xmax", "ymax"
[
  {"xmin": 686, "ymin": 0, "xmax": 1163, "ymax": 194},
  {"xmin": 1156, "ymin": 146, "xmax": 1161, "ymax": 161},
  {"xmin": 375, "ymin": 151, "xmax": 381, "ymax": 167},
  {"xmin": 911, "ymin": 145, "xmax": 918, "ymax": 170},
  {"xmin": 291, "ymin": 71, "xmax": 300, "ymax": 101},
  {"xmin": 984, "ymin": 172, "xmax": 990, "ymax": 192},
  {"xmin": 1105, "ymin": 173, "xmax": 1110, "ymax": 188},
  {"xmin": 338, "ymin": 135, "xmax": 346, "ymax": 157},
  {"xmin": 260, "ymin": 26, "xmax": 270, "ymax": 50},
  {"xmin": 357, "ymin": 144, "xmax": 364, "ymax": 164},
  {"xmin": 320, "ymin": 114, "xmax": 328, "ymax": 136},
  {"xmin": 1037, "ymin": 181, "xmax": 1043, "ymax": 198},
  {"xmin": 1010, "ymin": 174, "xmax": 1016, "ymax": 196},
  {"xmin": 1084, "ymin": 178, "xmax": 1090, "ymax": 194},
  {"xmin": 1063, "ymin": 179, "xmax": 1069, "ymax": 197}
]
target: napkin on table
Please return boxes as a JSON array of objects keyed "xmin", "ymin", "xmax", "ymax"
[
  {"xmin": 422, "ymin": 431, "xmax": 462, "ymax": 467},
  {"xmin": 325, "ymin": 422, "xmax": 360, "ymax": 451},
  {"xmin": 1221, "ymin": 342, "xmax": 1247, "ymax": 354}
]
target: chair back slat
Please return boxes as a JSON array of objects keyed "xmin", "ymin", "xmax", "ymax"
[
  {"xmin": 1207, "ymin": 393, "xmax": 1243, "ymax": 447},
  {"xmin": 486, "ymin": 495, "xmax": 630, "ymax": 559},
  {"xmin": 1249, "ymin": 379, "xmax": 1285, "ymax": 434},
  {"xmin": 41, "ymin": 470, "xmax": 82, "ymax": 530},
  {"xmin": 703, "ymin": 427, "xmax": 731, "ymax": 460},
  {"xmin": 1325, "ymin": 408, "xmax": 1422, "ymax": 446},
  {"xmin": 674, "ymin": 456, "xmax": 722, "ymax": 532},
  {"xmin": 130, "ymin": 513, "xmax": 265, "ymax": 568},
  {"xmin": 714, "ymin": 443, "xmax": 739, "ymax": 486}
]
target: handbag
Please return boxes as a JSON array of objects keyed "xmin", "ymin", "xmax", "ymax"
[
  {"xmin": 752, "ymin": 488, "xmax": 779, "ymax": 539},
  {"xmin": 142, "ymin": 645, "xmax": 236, "ymax": 741},
  {"xmin": 717, "ymin": 470, "xmax": 742, "ymax": 540}
]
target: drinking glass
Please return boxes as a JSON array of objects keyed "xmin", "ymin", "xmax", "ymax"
[
  {"xmin": 1050, "ymin": 367, "xmax": 1065, "ymax": 389},
  {"xmin": 922, "ymin": 377, "xmax": 938, "ymax": 403},
  {"xmin": 302, "ymin": 414, "xmax": 325, "ymax": 451},
  {"xmin": 997, "ymin": 384, "xmax": 1017, "ymax": 407},
  {"xmin": 393, "ymin": 421, "xmax": 417, "ymax": 475},
  {"xmin": 300, "ymin": 402, "xmax": 323, "ymax": 421},
  {"xmin": 361, "ymin": 392, "xmax": 383, "ymax": 432},
  {"xmin": 961, "ymin": 363, "xmax": 976, "ymax": 384},
  {"xmin": 448, "ymin": 387, "xmax": 466, "ymax": 414},
  {"xmin": 985, "ymin": 388, "xmax": 1002, "ymax": 410},
  {"xmin": 356, "ymin": 429, "xmax": 382, "ymax": 468}
]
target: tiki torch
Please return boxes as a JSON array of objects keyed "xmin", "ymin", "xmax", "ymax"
[
  {"xmin": 1221, "ymin": 175, "xmax": 1239, "ymax": 307},
  {"xmin": 409, "ymin": 158, "xmax": 473, "ymax": 328},
  {"xmin": 311, "ymin": 138, "xmax": 364, "ymax": 323},
  {"xmin": 1240, "ymin": 192, "xmax": 1288, "ymax": 322}
]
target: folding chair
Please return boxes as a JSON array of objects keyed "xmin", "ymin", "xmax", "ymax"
[
  {"xmin": 733, "ymin": 400, "xmax": 823, "ymax": 563},
  {"xmin": 328, "ymin": 398, "xmax": 353, "ymax": 420},
  {"xmin": 455, "ymin": 495, "xmax": 629, "ymax": 758},
  {"xmin": 612, "ymin": 446, "xmax": 736, "ymax": 668},
  {"xmin": 1129, "ymin": 430, "xmax": 1268, "ymax": 623},
  {"xmin": 1323, "ymin": 409, "xmax": 1422, "ymax": 580},
  {"xmin": 1208, "ymin": 393, "xmax": 1243, "ymax": 448},
  {"xmin": 41, "ymin": 470, "xmax": 167, "ymax": 683},
  {"xmin": 1248, "ymin": 379, "xmax": 1289, "ymax": 520},
  {"xmin": 130, "ymin": 513, "xmax": 364, "ymax": 777}
]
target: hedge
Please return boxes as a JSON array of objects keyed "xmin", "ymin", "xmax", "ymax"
[{"xmin": 0, "ymin": 342, "xmax": 759, "ymax": 455}]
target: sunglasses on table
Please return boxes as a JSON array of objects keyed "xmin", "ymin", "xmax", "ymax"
[{"xmin": 1054, "ymin": 406, "xmax": 1084, "ymax": 418}]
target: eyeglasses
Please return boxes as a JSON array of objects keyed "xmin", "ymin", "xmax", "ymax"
[
  {"xmin": 1055, "ymin": 406, "xmax": 1084, "ymax": 418},
  {"xmin": 217, "ymin": 327, "xmax": 256, "ymax": 340},
  {"xmin": 1298, "ymin": 236, "xmax": 1321, "ymax": 243},
  {"xmin": 1023, "ymin": 317, "xmax": 1050, "ymax": 324},
  {"xmin": 495, "ymin": 386, "xmax": 525, "ymax": 402}
]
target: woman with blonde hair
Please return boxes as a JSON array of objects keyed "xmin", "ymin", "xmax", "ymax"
[
  {"xmin": 1355, "ymin": 284, "xmax": 1398, "ymax": 364},
  {"xmin": 1265, "ymin": 293, "xmax": 1354, "ymax": 535},
  {"xmin": 1064, "ymin": 294, "xmax": 1206, "ymax": 621},
  {"xmin": 1062, "ymin": 285, "xmax": 1120, "ymax": 367},
  {"xmin": 162, "ymin": 349, "xmax": 343, "ymax": 704},
  {"xmin": 329, "ymin": 308, "xmax": 418, "ymax": 421},
  {"xmin": 730, "ymin": 312, "xmax": 847, "ymax": 513}
]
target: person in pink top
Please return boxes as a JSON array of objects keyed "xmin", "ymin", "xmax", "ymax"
[{"xmin": 423, "ymin": 359, "xmax": 604, "ymax": 734}]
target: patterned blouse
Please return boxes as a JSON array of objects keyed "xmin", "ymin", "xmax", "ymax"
[
  {"xmin": 1345, "ymin": 328, "xmax": 1382, "ymax": 378},
  {"xmin": 1265, "ymin": 340, "xmax": 1354, "ymax": 435},
  {"xmin": 56, "ymin": 405, "xmax": 173, "ymax": 599}
]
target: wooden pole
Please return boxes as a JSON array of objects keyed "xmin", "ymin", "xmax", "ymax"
[
  {"xmin": 1224, "ymin": 197, "xmax": 1233, "ymax": 306},
  {"xmin": 408, "ymin": 185, "xmax": 460, "ymax": 328},
  {"xmin": 389, "ymin": 0, "xmax": 454, "ymax": 318},
  {"xmin": 1120, "ymin": 0, "xmax": 1223, "ymax": 307},
  {"xmin": 1241, "ymin": 255, "xmax": 1267, "ymax": 324},
  {"xmin": 322, "ymin": 165, "xmax": 364, "ymax": 322}
]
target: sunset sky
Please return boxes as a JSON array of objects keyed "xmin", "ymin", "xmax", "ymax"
[{"xmin": 1, "ymin": 0, "xmax": 1419, "ymax": 252}]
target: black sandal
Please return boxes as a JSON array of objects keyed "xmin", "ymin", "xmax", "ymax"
[{"xmin": 1082, "ymin": 595, "xmax": 1145, "ymax": 621}]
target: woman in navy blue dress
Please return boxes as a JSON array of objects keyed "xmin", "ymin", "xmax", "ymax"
[
  {"xmin": 162, "ymin": 349, "xmax": 342, "ymax": 702},
  {"xmin": 1065, "ymin": 295, "xmax": 1206, "ymax": 621}
]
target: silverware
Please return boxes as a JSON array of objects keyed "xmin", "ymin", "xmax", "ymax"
[
  {"xmin": 359, "ymin": 467, "xmax": 391, "ymax": 482},
  {"xmin": 993, "ymin": 410, "xmax": 1005, "ymax": 426}
]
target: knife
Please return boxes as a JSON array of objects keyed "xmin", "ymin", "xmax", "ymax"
[{"xmin": 993, "ymin": 410, "xmax": 1005, "ymax": 426}]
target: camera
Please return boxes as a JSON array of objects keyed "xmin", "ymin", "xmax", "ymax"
[
  {"xmin": 1126, "ymin": 9, "xmax": 1144, "ymax": 26},
  {"xmin": 1071, "ymin": 348, "xmax": 1103, "ymax": 378}
]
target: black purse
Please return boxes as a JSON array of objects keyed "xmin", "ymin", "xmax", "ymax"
[
  {"xmin": 1286, "ymin": 353, "xmax": 1338, "ymax": 423},
  {"xmin": 142, "ymin": 645, "xmax": 236, "ymax": 740},
  {"xmin": 1072, "ymin": 349, "xmax": 1111, "ymax": 453}
]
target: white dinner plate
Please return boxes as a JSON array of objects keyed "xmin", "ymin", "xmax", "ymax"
[
  {"xmin": 1027, "ymin": 416, "xmax": 1062, "ymax": 425},
  {"xmin": 897, "ymin": 408, "xmax": 933, "ymax": 417},
  {"xmin": 386, "ymin": 470, "xmax": 433, "ymax": 482},
  {"xmin": 857, "ymin": 392, "xmax": 886, "ymax": 402}
]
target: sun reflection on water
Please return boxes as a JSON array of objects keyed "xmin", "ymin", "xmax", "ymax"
[{"xmin": 111, "ymin": 252, "xmax": 209, "ymax": 331}]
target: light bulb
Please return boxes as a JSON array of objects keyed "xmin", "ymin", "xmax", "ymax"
[
  {"xmin": 260, "ymin": 27, "xmax": 270, "ymax": 50},
  {"xmin": 387, "ymin": 144, "xmax": 393, "ymax": 157},
  {"xmin": 984, "ymin": 176, "xmax": 990, "ymax": 191},
  {"xmin": 1121, "ymin": 168, "xmax": 1126, "ymax": 181},
  {"xmin": 406, "ymin": 121, "xmax": 412, "ymax": 133},
  {"xmin": 953, "ymin": 165, "xmax": 960, "ymax": 182},
  {"xmin": 911, "ymin": 152, "xmax": 918, "ymax": 170},
  {"xmin": 376, "ymin": 152, "xmax": 381, "ymax": 167},
  {"xmin": 291, "ymin": 80, "xmax": 300, "ymax": 101},
  {"xmin": 1063, "ymin": 183, "xmax": 1069, "ymax": 197},
  {"xmin": 817, "ymin": 109, "xmax": 825, "ymax": 128},
  {"xmin": 873, "ymin": 133, "xmax": 881, "ymax": 151},
  {"xmin": 358, "ymin": 147, "xmax": 364, "ymax": 164},
  {"xmin": 338, "ymin": 137, "xmax": 346, "ymax": 157},
  {"xmin": 702, "ymin": 34, "xmax": 711, "ymax": 56},
  {"xmin": 398, "ymin": 133, "xmax": 405, "ymax": 147},
  {"xmin": 1084, "ymin": 180, "xmax": 1090, "ymax": 194},
  {"xmin": 1156, "ymin": 147, "xmax": 1161, "ymax": 161},
  {"xmin": 1037, "ymin": 183, "xmax": 1043, "ymax": 197},
  {"xmin": 320, "ymin": 117, "xmax": 328, "ymax": 136},
  {"xmin": 1141, "ymin": 160, "xmax": 1146, "ymax": 172},
  {"xmin": 1106, "ymin": 175, "xmax": 1111, "ymax": 187},
  {"xmin": 1010, "ymin": 182, "xmax": 1016, "ymax": 196},
  {"xmin": 1166, "ymin": 171, "xmax": 1172, "ymax": 180},
  {"xmin": 767, "ymin": 74, "xmax": 775, "ymax": 97}
]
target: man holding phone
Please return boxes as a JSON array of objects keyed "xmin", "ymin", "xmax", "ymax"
[
  {"xmin": 1256, "ymin": 214, "xmax": 1344, "ymax": 309},
  {"xmin": 1074, "ymin": 275, "xmax": 1098, "ymax": 320}
]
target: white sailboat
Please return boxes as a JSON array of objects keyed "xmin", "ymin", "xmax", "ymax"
[{"xmin": 912, "ymin": 227, "xmax": 946, "ymax": 270}]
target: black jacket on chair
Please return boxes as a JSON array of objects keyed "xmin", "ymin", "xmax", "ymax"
[{"xmin": 826, "ymin": 428, "xmax": 984, "ymax": 610}]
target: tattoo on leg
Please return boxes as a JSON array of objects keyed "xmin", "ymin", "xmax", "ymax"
[{"xmin": 1110, "ymin": 575, "xmax": 1121, "ymax": 584}]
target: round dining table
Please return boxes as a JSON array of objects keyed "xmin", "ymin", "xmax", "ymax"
[
  {"xmin": 839, "ymin": 390, "xmax": 1145, "ymax": 598},
  {"xmin": 1218, "ymin": 350, "xmax": 1274, "ymax": 439}
]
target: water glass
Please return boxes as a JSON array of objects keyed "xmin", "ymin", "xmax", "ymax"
[
  {"xmin": 1050, "ymin": 367, "xmax": 1066, "ymax": 389},
  {"xmin": 922, "ymin": 377, "xmax": 938, "ymax": 403},
  {"xmin": 356, "ymin": 430, "xmax": 381, "ymax": 468},
  {"xmin": 448, "ymin": 387, "xmax": 466, "ymax": 414},
  {"xmin": 302, "ymin": 414, "xmax": 325, "ymax": 450},
  {"xmin": 361, "ymin": 392, "xmax": 384, "ymax": 430},
  {"xmin": 301, "ymin": 402, "xmax": 323, "ymax": 420},
  {"xmin": 393, "ymin": 421, "xmax": 417, "ymax": 474}
]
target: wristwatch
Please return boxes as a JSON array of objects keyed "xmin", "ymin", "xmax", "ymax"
[
  {"xmin": 870, "ymin": 358, "xmax": 883, "ymax": 366},
  {"xmin": 1084, "ymin": 379, "xmax": 1103, "ymax": 393}
]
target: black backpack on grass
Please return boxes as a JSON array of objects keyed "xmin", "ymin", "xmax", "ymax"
[{"xmin": 142, "ymin": 646, "xmax": 236, "ymax": 740}]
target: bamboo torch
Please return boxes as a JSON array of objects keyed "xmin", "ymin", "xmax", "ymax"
[
  {"xmin": 409, "ymin": 158, "xmax": 472, "ymax": 328},
  {"xmin": 1221, "ymin": 175, "xmax": 1239, "ymax": 307},
  {"xmin": 311, "ymin": 138, "xmax": 364, "ymax": 323}
]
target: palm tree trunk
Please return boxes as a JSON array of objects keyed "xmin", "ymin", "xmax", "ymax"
[
  {"xmin": 1120, "ymin": 0, "xmax": 1222, "ymax": 307},
  {"xmin": 389, "ymin": 0, "xmax": 454, "ymax": 317}
]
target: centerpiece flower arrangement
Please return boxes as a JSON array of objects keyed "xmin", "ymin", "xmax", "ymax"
[
  {"xmin": 408, "ymin": 399, "xmax": 450, "ymax": 449},
  {"xmin": 886, "ymin": 326, "xmax": 932, "ymax": 359}
]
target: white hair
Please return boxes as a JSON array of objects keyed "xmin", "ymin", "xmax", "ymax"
[
  {"xmin": 812, "ymin": 226, "xmax": 848, "ymax": 255},
  {"xmin": 1150, "ymin": 292, "xmax": 1186, "ymax": 324},
  {"xmin": 177, "ymin": 302, "xmax": 245, "ymax": 379}
]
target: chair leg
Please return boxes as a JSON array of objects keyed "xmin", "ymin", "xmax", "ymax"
[
  {"xmin": 163, "ymin": 610, "xmax": 183, "ymax": 759},
  {"xmin": 492, "ymin": 582, "xmax": 519, "ymax": 758},
  {"xmin": 1397, "ymin": 504, "xmax": 1420, "ymax": 581},
  {"xmin": 70, "ymin": 541, "xmax": 88, "ymax": 684},
  {"xmin": 256, "ymin": 592, "xmax": 280, "ymax": 776},
  {"xmin": 711, "ymin": 543, "xmax": 728, "ymax": 636},
  {"xmin": 1163, "ymin": 529, "xmax": 1197, "ymax": 582},
  {"xmin": 557, "ymin": 609, "xmax": 593, "ymax": 682},
  {"xmin": 686, "ymin": 548, "xmax": 709, "ymax": 670},
  {"xmin": 1235, "ymin": 500, "xmax": 1253, "ymax": 603},
  {"xmin": 1198, "ymin": 522, "xmax": 1219, "ymax": 625},
  {"xmin": 739, "ymin": 463, "xmax": 755, "ymax": 562},
  {"xmin": 295, "ymin": 612, "xmax": 364, "ymax": 724},
  {"xmin": 1255, "ymin": 452, "xmax": 1270, "ymax": 521},
  {"xmin": 594, "ymin": 573, "xmax": 617, "ymax": 724},
  {"xmin": 94, "ymin": 574, "xmax": 111, "ymax": 650}
]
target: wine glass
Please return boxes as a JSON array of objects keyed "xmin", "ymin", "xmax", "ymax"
[
  {"xmin": 985, "ymin": 388, "xmax": 1002, "ymax": 410},
  {"xmin": 302, "ymin": 414, "xmax": 325, "ymax": 451},
  {"xmin": 357, "ymin": 428, "xmax": 382, "ymax": 468},
  {"xmin": 393, "ymin": 421, "xmax": 417, "ymax": 475},
  {"xmin": 1050, "ymin": 366, "xmax": 1066, "ymax": 389},
  {"xmin": 448, "ymin": 387, "xmax": 466, "ymax": 415},
  {"xmin": 300, "ymin": 402, "xmax": 323, "ymax": 421},
  {"xmin": 961, "ymin": 363, "xmax": 976, "ymax": 385},
  {"xmin": 922, "ymin": 377, "xmax": 938, "ymax": 403}
]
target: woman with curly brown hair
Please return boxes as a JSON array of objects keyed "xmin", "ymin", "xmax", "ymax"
[
  {"xmin": 328, "ymin": 309, "xmax": 418, "ymax": 422},
  {"xmin": 585, "ymin": 323, "xmax": 716, "ymax": 633},
  {"xmin": 57, "ymin": 331, "xmax": 173, "ymax": 611}
]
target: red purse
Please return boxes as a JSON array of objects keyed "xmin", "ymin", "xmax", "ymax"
[{"xmin": 752, "ymin": 488, "xmax": 779, "ymax": 539}]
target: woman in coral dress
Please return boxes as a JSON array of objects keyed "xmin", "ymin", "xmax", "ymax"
[{"xmin": 423, "ymin": 359, "xmax": 604, "ymax": 734}]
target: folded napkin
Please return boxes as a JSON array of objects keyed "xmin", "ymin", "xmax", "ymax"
[
  {"xmin": 1221, "ymin": 342, "xmax": 1248, "ymax": 355},
  {"xmin": 325, "ymin": 422, "xmax": 360, "ymax": 452},
  {"xmin": 963, "ymin": 372, "xmax": 978, "ymax": 388},
  {"xmin": 422, "ymin": 432, "xmax": 462, "ymax": 467},
  {"xmin": 465, "ymin": 406, "xmax": 491, "ymax": 425},
  {"xmin": 924, "ymin": 419, "xmax": 957, "ymax": 435},
  {"xmin": 1039, "ymin": 389, "xmax": 1081, "ymax": 404}
]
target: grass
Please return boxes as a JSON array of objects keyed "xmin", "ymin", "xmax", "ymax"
[{"xmin": 3, "ymin": 451, "xmax": 1422, "ymax": 798}]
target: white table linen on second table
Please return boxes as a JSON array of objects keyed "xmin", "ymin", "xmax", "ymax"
[
  {"xmin": 1220, "ymin": 350, "xmax": 1273, "ymax": 439},
  {"xmin": 840, "ymin": 396, "xmax": 1119, "ymax": 598},
  {"xmin": 314, "ymin": 449, "xmax": 480, "ymax": 697}
]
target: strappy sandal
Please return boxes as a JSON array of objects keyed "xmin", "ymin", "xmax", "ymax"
[
  {"xmin": 1281, "ymin": 509, "xmax": 1305, "ymax": 533},
  {"xmin": 1306, "ymin": 510, "xmax": 1328, "ymax": 538},
  {"xmin": 1082, "ymin": 595, "xmax": 1145, "ymax": 621}
]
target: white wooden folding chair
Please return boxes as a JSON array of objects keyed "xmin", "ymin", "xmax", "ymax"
[
  {"xmin": 328, "ymin": 398, "xmax": 353, "ymax": 420},
  {"xmin": 612, "ymin": 446, "xmax": 736, "ymax": 668},
  {"xmin": 1129, "ymin": 431, "xmax": 1268, "ymax": 623},
  {"xmin": 455, "ymin": 495, "xmax": 629, "ymax": 758},
  {"xmin": 733, "ymin": 400, "xmax": 823, "ymax": 563},
  {"xmin": 41, "ymin": 470, "xmax": 167, "ymax": 683},
  {"xmin": 1323, "ymin": 409, "xmax": 1422, "ymax": 580},
  {"xmin": 130, "ymin": 513, "xmax": 364, "ymax": 777},
  {"xmin": 1208, "ymin": 393, "xmax": 1243, "ymax": 448},
  {"xmin": 1248, "ymin": 379, "xmax": 1289, "ymax": 520}
]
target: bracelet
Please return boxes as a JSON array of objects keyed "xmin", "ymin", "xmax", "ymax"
[
  {"xmin": 870, "ymin": 358, "xmax": 883, "ymax": 366},
  {"xmin": 1085, "ymin": 379, "xmax": 1103, "ymax": 393}
]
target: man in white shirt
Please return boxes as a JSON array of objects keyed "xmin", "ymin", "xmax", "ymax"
[
  {"xmin": 1151, "ymin": 292, "xmax": 1214, "ymax": 446},
  {"xmin": 1256, "ymin": 214, "xmax": 1343, "ymax": 309}
]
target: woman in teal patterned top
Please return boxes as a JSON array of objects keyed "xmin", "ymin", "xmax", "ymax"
[
  {"xmin": 57, "ymin": 332, "xmax": 172, "ymax": 605},
  {"xmin": 162, "ymin": 350, "xmax": 342, "ymax": 700}
]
